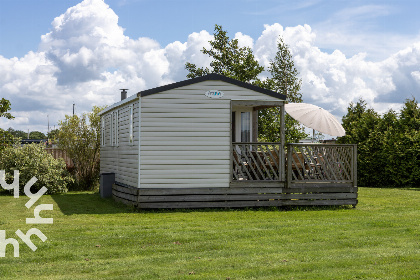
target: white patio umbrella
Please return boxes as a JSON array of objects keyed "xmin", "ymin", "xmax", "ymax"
[{"xmin": 285, "ymin": 103, "xmax": 346, "ymax": 138}]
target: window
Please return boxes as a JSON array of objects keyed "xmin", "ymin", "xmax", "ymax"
[
  {"xmin": 101, "ymin": 116, "xmax": 105, "ymax": 146},
  {"xmin": 110, "ymin": 111, "xmax": 119, "ymax": 147},
  {"xmin": 241, "ymin": 112, "xmax": 250, "ymax": 142},
  {"xmin": 232, "ymin": 109, "xmax": 253, "ymax": 142},
  {"xmin": 110, "ymin": 113, "xmax": 113, "ymax": 146},
  {"xmin": 115, "ymin": 110, "xmax": 119, "ymax": 147}
]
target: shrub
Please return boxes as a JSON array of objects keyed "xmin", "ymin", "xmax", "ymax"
[
  {"xmin": 0, "ymin": 143, "xmax": 73, "ymax": 194},
  {"xmin": 58, "ymin": 106, "xmax": 104, "ymax": 190},
  {"xmin": 338, "ymin": 98, "xmax": 420, "ymax": 188}
]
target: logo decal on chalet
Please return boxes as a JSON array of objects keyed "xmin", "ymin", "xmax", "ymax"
[{"xmin": 205, "ymin": 90, "xmax": 224, "ymax": 98}]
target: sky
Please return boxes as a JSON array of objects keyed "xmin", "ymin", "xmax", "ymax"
[{"xmin": 1, "ymin": 0, "xmax": 420, "ymax": 134}]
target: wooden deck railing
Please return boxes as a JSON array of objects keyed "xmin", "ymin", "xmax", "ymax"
[
  {"xmin": 287, "ymin": 143, "xmax": 357, "ymax": 187},
  {"xmin": 231, "ymin": 143, "xmax": 357, "ymax": 187},
  {"xmin": 231, "ymin": 142, "xmax": 284, "ymax": 181}
]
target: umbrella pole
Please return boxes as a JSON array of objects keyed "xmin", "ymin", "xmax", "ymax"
[{"xmin": 313, "ymin": 129, "xmax": 315, "ymax": 143}]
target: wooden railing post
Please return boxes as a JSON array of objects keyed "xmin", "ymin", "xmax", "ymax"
[
  {"xmin": 353, "ymin": 144, "xmax": 357, "ymax": 188},
  {"xmin": 280, "ymin": 103, "xmax": 285, "ymax": 182},
  {"xmin": 287, "ymin": 144, "xmax": 292, "ymax": 188}
]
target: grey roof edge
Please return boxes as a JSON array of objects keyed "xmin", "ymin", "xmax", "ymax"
[
  {"xmin": 136, "ymin": 73, "xmax": 287, "ymax": 100},
  {"xmin": 98, "ymin": 93, "xmax": 139, "ymax": 116}
]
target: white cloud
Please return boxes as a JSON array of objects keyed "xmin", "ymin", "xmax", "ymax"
[
  {"xmin": 1, "ymin": 0, "xmax": 420, "ymax": 134},
  {"xmin": 254, "ymin": 23, "xmax": 419, "ymax": 116},
  {"xmin": 412, "ymin": 71, "xmax": 420, "ymax": 83},
  {"xmin": 234, "ymin": 32, "xmax": 254, "ymax": 49},
  {"xmin": 162, "ymin": 30, "xmax": 213, "ymax": 83},
  {"xmin": 254, "ymin": 23, "xmax": 284, "ymax": 68}
]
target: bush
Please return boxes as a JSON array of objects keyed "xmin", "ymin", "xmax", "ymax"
[
  {"xmin": 0, "ymin": 143, "xmax": 73, "ymax": 194},
  {"xmin": 58, "ymin": 106, "xmax": 104, "ymax": 190},
  {"xmin": 338, "ymin": 98, "xmax": 420, "ymax": 188},
  {"xmin": 0, "ymin": 128, "xmax": 16, "ymax": 153}
]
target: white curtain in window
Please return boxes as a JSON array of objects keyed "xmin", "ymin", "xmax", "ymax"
[{"xmin": 241, "ymin": 112, "xmax": 250, "ymax": 142}]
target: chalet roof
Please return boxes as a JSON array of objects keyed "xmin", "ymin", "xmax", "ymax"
[
  {"xmin": 137, "ymin": 73, "xmax": 287, "ymax": 100},
  {"xmin": 99, "ymin": 74, "xmax": 286, "ymax": 116}
]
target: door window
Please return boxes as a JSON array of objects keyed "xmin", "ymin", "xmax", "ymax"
[{"xmin": 241, "ymin": 112, "xmax": 250, "ymax": 142}]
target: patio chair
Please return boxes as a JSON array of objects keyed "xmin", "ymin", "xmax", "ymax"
[{"xmin": 291, "ymin": 152, "xmax": 309, "ymax": 180}]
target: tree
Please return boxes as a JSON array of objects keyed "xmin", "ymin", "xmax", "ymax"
[
  {"xmin": 339, "ymin": 99, "xmax": 380, "ymax": 145},
  {"xmin": 0, "ymin": 98, "xmax": 14, "ymax": 120},
  {"xmin": 338, "ymin": 98, "xmax": 420, "ymax": 188},
  {"xmin": 58, "ymin": 106, "xmax": 104, "ymax": 190},
  {"xmin": 185, "ymin": 24, "xmax": 264, "ymax": 83},
  {"xmin": 7, "ymin": 128, "xmax": 27, "ymax": 139},
  {"xmin": 385, "ymin": 98, "xmax": 420, "ymax": 187},
  {"xmin": 47, "ymin": 129, "xmax": 60, "ymax": 141},
  {"xmin": 185, "ymin": 24, "xmax": 306, "ymax": 142},
  {"xmin": 29, "ymin": 131, "xmax": 46, "ymax": 139},
  {"xmin": 337, "ymin": 99, "xmax": 382, "ymax": 187},
  {"xmin": 258, "ymin": 38, "xmax": 307, "ymax": 143},
  {"xmin": 0, "ymin": 98, "xmax": 15, "ymax": 152}
]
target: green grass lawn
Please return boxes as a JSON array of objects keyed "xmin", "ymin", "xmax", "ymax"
[{"xmin": 0, "ymin": 187, "xmax": 419, "ymax": 279}]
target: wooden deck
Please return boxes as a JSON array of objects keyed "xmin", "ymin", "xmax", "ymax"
[
  {"xmin": 112, "ymin": 143, "xmax": 358, "ymax": 209},
  {"xmin": 112, "ymin": 182, "xmax": 357, "ymax": 209}
]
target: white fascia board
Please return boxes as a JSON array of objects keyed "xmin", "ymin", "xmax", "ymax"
[{"xmin": 98, "ymin": 94, "xmax": 139, "ymax": 116}]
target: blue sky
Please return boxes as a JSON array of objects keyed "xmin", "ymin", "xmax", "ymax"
[
  {"xmin": 2, "ymin": 0, "xmax": 420, "ymax": 60},
  {"xmin": 1, "ymin": 0, "xmax": 420, "ymax": 133}
]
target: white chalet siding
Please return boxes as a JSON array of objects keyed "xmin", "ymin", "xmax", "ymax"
[
  {"xmin": 139, "ymin": 80, "xmax": 280, "ymax": 189},
  {"xmin": 100, "ymin": 100, "xmax": 139, "ymax": 187}
]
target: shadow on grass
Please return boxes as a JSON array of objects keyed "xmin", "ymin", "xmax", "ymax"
[
  {"xmin": 134, "ymin": 204, "xmax": 353, "ymax": 214},
  {"xmin": 2, "ymin": 188, "xmax": 352, "ymax": 214},
  {"xmin": 51, "ymin": 192, "xmax": 135, "ymax": 215},
  {"xmin": 0, "ymin": 190, "xmax": 9, "ymax": 196}
]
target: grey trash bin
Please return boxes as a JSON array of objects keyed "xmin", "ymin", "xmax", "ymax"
[{"xmin": 100, "ymin": 173, "xmax": 115, "ymax": 198}]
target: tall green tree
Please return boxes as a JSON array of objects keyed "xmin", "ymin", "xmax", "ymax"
[
  {"xmin": 185, "ymin": 24, "xmax": 306, "ymax": 142},
  {"xmin": 385, "ymin": 98, "xmax": 420, "ymax": 187},
  {"xmin": 7, "ymin": 128, "xmax": 27, "ymax": 139},
  {"xmin": 58, "ymin": 106, "xmax": 104, "ymax": 190},
  {"xmin": 0, "ymin": 98, "xmax": 14, "ymax": 120},
  {"xmin": 47, "ymin": 129, "xmax": 60, "ymax": 141},
  {"xmin": 29, "ymin": 131, "xmax": 46, "ymax": 139},
  {"xmin": 0, "ymin": 98, "xmax": 15, "ymax": 152},
  {"xmin": 258, "ymin": 37, "xmax": 307, "ymax": 143},
  {"xmin": 337, "ymin": 99, "xmax": 381, "ymax": 187},
  {"xmin": 185, "ymin": 24, "xmax": 264, "ymax": 83},
  {"xmin": 339, "ymin": 99, "xmax": 380, "ymax": 145},
  {"xmin": 338, "ymin": 98, "xmax": 420, "ymax": 188}
]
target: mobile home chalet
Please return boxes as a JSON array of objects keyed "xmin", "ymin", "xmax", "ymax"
[{"xmin": 99, "ymin": 74, "xmax": 358, "ymax": 208}]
